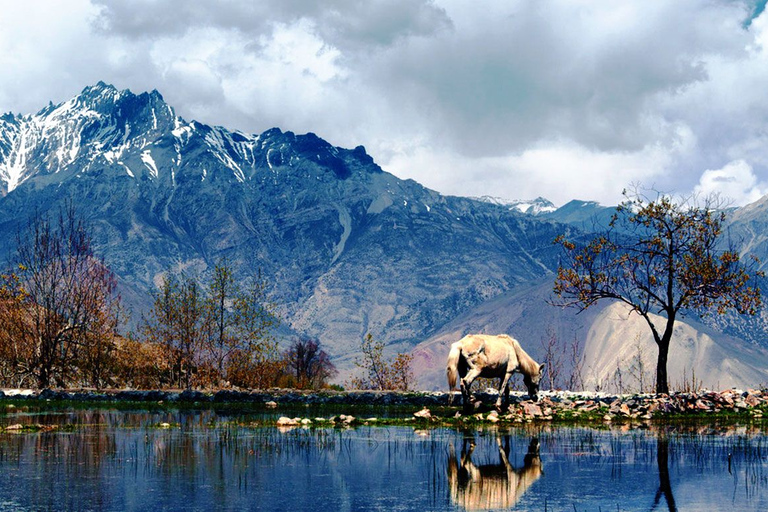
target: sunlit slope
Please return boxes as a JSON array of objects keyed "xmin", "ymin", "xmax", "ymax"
[{"xmin": 582, "ymin": 302, "xmax": 768, "ymax": 391}]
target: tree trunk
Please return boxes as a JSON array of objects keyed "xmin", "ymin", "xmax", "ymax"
[
  {"xmin": 38, "ymin": 368, "xmax": 50, "ymax": 390},
  {"xmin": 653, "ymin": 310, "xmax": 676, "ymax": 395},
  {"xmin": 655, "ymin": 329, "xmax": 673, "ymax": 394}
]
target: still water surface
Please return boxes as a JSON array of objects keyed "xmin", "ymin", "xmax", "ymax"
[{"xmin": 0, "ymin": 408, "xmax": 766, "ymax": 511}]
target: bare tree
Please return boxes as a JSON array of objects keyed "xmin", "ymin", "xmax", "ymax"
[
  {"xmin": 141, "ymin": 274, "xmax": 180, "ymax": 385},
  {"xmin": 0, "ymin": 205, "xmax": 123, "ymax": 388},
  {"xmin": 565, "ymin": 334, "xmax": 584, "ymax": 391},
  {"xmin": 141, "ymin": 273, "xmax": 206, "ymax": 389},
  {"xmin": 140, "ymin": 267, "xmax": 281, "ymax": 390},
  {"xmin": 351, "ymin": 333, "xmax": 414, "ymax": 391},
  {"xmin": 282, "ymin": 336, "xmax": 336, "ymax": 389},
  {"xmin": 176, "ymin": 276, "xmax": 207, "ymax": 389},
  {"xmin": 554, "ymin": 188, "xmax": 763, "ymax": 393},
  {"xmin": 227, "ymin": 270, "xmax": 281, "ymax": 388},
  {"xmin": 351, "ymin": 333, "xmax": 390, "ymax": 390},
  {"xmin": 539, "ymin": 326, "xmax": 563, "ymax": 390},
  {"xmin": 205, "ymin": 260, "xmax": 238, "ymax": 382}
]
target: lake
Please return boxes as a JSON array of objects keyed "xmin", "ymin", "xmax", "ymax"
[{"xmin": 0, "ymin": 407, "xmax": 766, "ymax": 511}]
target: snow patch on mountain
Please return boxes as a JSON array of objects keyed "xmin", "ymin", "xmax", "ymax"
[
  {"xmin": 1, "ymin": 122, "xmax": 29, "ymax": 192},
  {"xmin": 103, "ymin": 126, "xmax": 132, "ymax": 164},
  {"xmin": 141, "ymin": 149, "xmax": 159, "ymax": 178},
  {"xmin": 476, "ymin": 196, "xmax": 557, "ymax": 215}
]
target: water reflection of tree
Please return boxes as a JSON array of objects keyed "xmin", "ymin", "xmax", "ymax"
[
  {"xmin": 0, "ymin": 425, "xmax": 118, "ymax": 509},
  {"xmin": 652, "ymin": 436, "xmax": 677, "ymax": 512},
  {"xmin": 530, "ymin": 423, "xmax": 768, "ymax": 511}
]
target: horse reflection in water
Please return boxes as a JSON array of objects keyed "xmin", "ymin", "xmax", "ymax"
[{"xmin": 447, "ymin": 435, "xmax": 542, "ymax": 511}]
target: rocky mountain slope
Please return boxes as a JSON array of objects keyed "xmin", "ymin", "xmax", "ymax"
[{"xmin": 0, "ymin": 83, "xmax": 571, "ymax": 375}]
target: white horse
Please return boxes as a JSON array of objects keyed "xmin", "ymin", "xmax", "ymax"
[{"xmin": 446, "ymin": 334, "xmax": 544, "ymax": 411}]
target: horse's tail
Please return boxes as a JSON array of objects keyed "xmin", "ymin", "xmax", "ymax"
[{"xmin": 446, "ymin": 342, "xmax": 462, "ymax": 390}]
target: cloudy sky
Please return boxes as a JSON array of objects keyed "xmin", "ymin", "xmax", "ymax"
[{"xmin": 2, "ymin": 0, "xmax": 768, "ymax": 206}]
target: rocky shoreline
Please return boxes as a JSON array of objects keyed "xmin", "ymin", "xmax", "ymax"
[
  {"xmin": 473, "ymin": 388, "xmax": 767, "ymax": 423},
  {"xmin": 1, "ymin": 388, "xmax": 450, "ymax": 406},
  {"xmin": 1, "ymin": 388, "xmax": 767, "ymax": 422}
]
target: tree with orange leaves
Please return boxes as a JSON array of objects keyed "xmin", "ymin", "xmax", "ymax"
[{"xmin": 554, "ymin": 188, "xmax": 763, "ymax": 394}]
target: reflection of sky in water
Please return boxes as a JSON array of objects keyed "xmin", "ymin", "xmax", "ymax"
[{"xmin": 0, "ymin": 410, "xmax": 766, "ymax": 511}]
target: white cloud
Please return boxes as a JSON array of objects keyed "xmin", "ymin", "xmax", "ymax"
[
  {"xmin": 694, "ymin": 160, "xmax": 767, "ymax": 206},
  {"xmin": 0, "ymin": 0, "xmax": 107, "ymax": 109},
  {"xmin": 2, "ymin": 1, "xmax": 768, "ymax": 206},
  {"xmin": 384, "ymin": 137, "xmax": 681, "ymax": 206}
]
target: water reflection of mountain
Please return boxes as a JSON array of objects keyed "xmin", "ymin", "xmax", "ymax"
[{"xmin": 447, "ymin": 435, "xmax": 542, "ymax": 511}]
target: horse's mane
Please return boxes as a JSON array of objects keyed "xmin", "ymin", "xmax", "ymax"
[{"xmin": 508, "ymin": 336, "xmax": 541, "ymax": 377}]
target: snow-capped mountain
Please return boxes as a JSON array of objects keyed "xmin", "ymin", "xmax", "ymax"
[
  {"xmin": 1, "ymin": 82, "xmax": 174, "ymax": 193},
  {"xmin": 1, "ymin": 81, "xmax": 358, "ymax": 195}
]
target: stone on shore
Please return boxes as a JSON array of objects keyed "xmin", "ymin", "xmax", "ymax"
[
  {"xmin": 277, "ymin": 417, "xmax": 299, "ymax": 427},
  {"xmin": 414, "ymin": 408, "xmax": 432, "ymax": 419}
]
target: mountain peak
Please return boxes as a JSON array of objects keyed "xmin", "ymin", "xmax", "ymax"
[
  {"xmin": 148, "ymin": 88, "xmax": 164, "ymax": 102},
  {"xmin": 76, "ymin": 82, "xmax": 123, "ymax": 109},
  {"xmin": 83, "ymin": 81, "xmax": 118, "ymax": 95},
  {"xmin": 0, "ymin": 82, "xmax": 185, "ymax": 192},
  {"xmin": 475, "ymin": 195, "xmax": 557, "ymax": 215}
]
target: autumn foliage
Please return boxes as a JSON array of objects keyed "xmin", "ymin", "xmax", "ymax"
[
  {"xmin": 0, "ymin": 208, "xmax": 338, "ymax": 391},
  {"xmin": 350, "ymin": 333, "xmax": 414, "ymax": 391},
  {"xmin": 0, "ymin": 206, "xmax": 123, "ymax": 388}
]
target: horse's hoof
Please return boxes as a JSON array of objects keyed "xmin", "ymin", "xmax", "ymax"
[{"xmin": 463, "ymin": 400, "xmax": 482, "ymax": 414}]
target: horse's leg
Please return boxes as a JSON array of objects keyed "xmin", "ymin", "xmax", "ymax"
[
  {"xmin": 461, "ymin": 367, "xmax": 482, "ymax": 413},
  {"xmin": 496, "ymin": 436, "xmax": 512, "ymax": 468},
  {"xmin": 462, "ymin": 434, "xmax": 476, "ymax": 460},
  {"xmin": 495, "ymin": 370, "xmax": 514, "ymax": 411}
]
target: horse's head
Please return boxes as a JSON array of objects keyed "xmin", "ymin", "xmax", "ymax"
[
  {"xmin": 524, "ymin": 438, "xmax": 540, "ymax": 466},
  {"xmin": 523, "ymin": 363, "xmax": 545, "ymax": 401}
]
